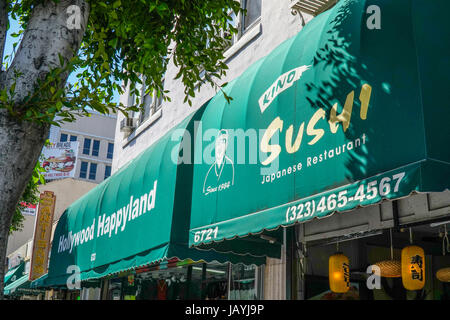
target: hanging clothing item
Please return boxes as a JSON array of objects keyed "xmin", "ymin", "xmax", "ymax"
[
  {"xmin": 157, "ymin": 279, "xmax": 168, "ymax": 300},
  {"xmin": 168, "ymin": 280, "xmax": 181, "ymax": 300},
  {"xmin": 206, "ymin": 280, "xmax": 227, "ymax": 300},
  {"xmin": 218, "ymin": 281, "xmax": 227, "ymax": 299},
  {"xmin": 138, "ymin": 278, "xmax": 157, "ymax": 300},
  {"xmin": 178, "ymin": 281, "xmax": 187, "ymax": 300}
]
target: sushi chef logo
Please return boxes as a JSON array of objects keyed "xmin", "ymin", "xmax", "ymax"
[{"xmin": 203, "ymin": 129, "xmax": 234, "ymax": 195}]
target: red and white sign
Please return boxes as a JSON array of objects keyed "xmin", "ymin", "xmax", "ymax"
[
  {"xmin": 20, "ymin": 202, "xmax": 37, "ymax": 216},
  {"xmin": 39, "ymin": 141, "xmax": 79, "ymax": 180}
]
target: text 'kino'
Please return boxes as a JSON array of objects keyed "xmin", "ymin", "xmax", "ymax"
[{"xmin": 260, "ymin": 84, "xmax": 372, "ymax": 165}]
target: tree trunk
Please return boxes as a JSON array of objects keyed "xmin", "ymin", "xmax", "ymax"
[
  {"xmin": 0, "ymin": 219, "xmax": 8, "ymax": 300},
  {"xmin": 0, "ymin": 111, "xmax": 50, "ymax": 299},
  {"xmin": 0, "ymin": 0, "xmax": 89, "ymax": 300},
  {"xmin": 0, "ymin": 0, "xmax": 7, "ymax": 64}
]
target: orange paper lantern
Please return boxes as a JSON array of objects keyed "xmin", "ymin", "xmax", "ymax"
[
  {"xmin": 374, "ymin": 260, "xmax": 401, "ymax": 278},
  {"xmin": 329, "ymin": 253, "xmax": 350, "ymax": 293},
  {"xmin": 401, "ymin": 245, "xmax": 425, "ymax": 290},
  {"xmin": 436, "ymin": 267, "xmax": 450, "ymax": 282}
]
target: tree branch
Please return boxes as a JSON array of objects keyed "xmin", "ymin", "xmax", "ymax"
[
  {"xmin": 0, "ymin": 0, "xmax": 7, "ymax": 69},
  {"xmin": 2, "ymin": 0, "xmax": 90, "ymax": 104}
]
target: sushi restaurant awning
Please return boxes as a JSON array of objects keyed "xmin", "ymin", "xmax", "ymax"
[
  {"xmin": 188, "ymin": 0, "xmax": 450, "ymax": 254},
  {"xmin": 46, "ymin": 108, "xmax": 265, "ymax": 287}
]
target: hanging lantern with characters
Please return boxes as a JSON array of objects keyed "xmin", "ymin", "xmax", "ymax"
[
  {"xmin": 401, "ymin": 228, "xmax": 425, "ymax": 290},
  {"xmin": 329, "ymin": 251, "xmax": 350, "ymax": 293}
]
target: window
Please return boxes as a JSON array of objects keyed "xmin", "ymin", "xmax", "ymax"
[
  {"xmin": 92, "ymin": 140, "xmax": 100, "ymax": 157},
  {"xmin": 104, "ymin": 165, "xmax": 111, "ymax": 180},
  {"xmin": 107, "ymin": 143, "xmax": 114, "ymax": 159},
  {"xmin": 83, "ymin": 138, "xmax": 92, "ymax": 155},
  {"xmin": 242, "ymin": 0, "xmax": 262, "ymax": 32},
  {"xmin": 70, "ymin": 135, "xmax": 77, "ymax": 142},
  {"xmin": 80, "ymin": 162, "xmax": 88, "ymax": 179},
  {"xmin": 89, "ymin": 163, "xmax": 97, "ymax": 180},
  {"xmin": 60, "ymin": 133, "xmax": 68, "ymax": 142},
  {"xmin": 223, "ymin": 0, "xmax": 262, "ymax": 48},
  {"xmin": 229, "ymin": 264, "xmax": 259, "ymax": 299},
  {"xmin": 138, "ymin": 77, "xmax": 164, "ymax": 125}
]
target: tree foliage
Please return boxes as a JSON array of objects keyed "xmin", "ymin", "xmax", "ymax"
[
  {"xmin": 1, "ymin": 0, "xmax": 242, "ymax": 125},
  {"xmin": 10, "ymin": 162, "xmax": 45, "ymax": 234}
]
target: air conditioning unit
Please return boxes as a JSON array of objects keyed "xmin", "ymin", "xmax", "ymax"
[
  {"xmin": 120, "ymin": 117, "xmax": 138, "ymax": 133},
  {"xmin": 291, "ymin": 0, "xmax": 338, "ymax": 17}
]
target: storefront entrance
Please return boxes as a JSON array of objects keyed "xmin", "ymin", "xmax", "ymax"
[
  {"xmin": 297, "ymin": 223, "xmax": 450, "ymax": 300},
  {"xmin": 104, "ymin": 260, "xmax": 262, "ymax": 300}
]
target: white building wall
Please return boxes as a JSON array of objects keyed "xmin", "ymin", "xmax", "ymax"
[{"xmin": 52, "ymin": 112, "xmax": 116, "ymax": 184}]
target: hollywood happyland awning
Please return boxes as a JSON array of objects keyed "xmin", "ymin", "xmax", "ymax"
[
  {"xmin": 46, "ymin": 108, "xmax": 265, "ymax": 287},
  {"xmin": 188, "ymin": 0, "xmax": 450, "ymax": 254}
]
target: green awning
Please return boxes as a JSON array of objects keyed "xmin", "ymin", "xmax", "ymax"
[
  {"xmin": 31, "ymin": 273, "xmax": 101, "ymax": 290},
  {"xmin": 30, "ymin": 273, "xmax": 48, "ymax": 289},
  {"xmin": 30, "ymin": 273, "xmax": 65, "ymax": 290},
  {"xmin": 30, "ymin": 272, "xmax": 74, "ymax": 289},
  {"xmin": 47, "ymin": 107, "xmax": 265, "ymax": 287},
  {"xmin": 4, "ymin": 275, "xmax": 31, "ymax": 296},
  {"xmin": 4, "ymin": 261, "xmax": 25, "ymax": 287},
  {"xmin": 189, "ymin": 0, "xmax": 450, "ymax": 254}
]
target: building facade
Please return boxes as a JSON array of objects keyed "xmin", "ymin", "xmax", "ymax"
[
  {"xmin": 22, "ymin": 0, "xmax": 449, "ymax": 301},
  {"xmin": 51, "ymin": 112, "xmax": 116, "ymax": 184},
  {"xmin": 109, "ymin": 0, "xmax": 450, "ymax": 300}
]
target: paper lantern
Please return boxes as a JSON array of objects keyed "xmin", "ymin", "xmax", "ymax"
[
  {"xmin": 401, "ymin": 245, "xmax": 425, "ymax": 290},
  {"xmin": 436, "ymin": 267, "xmax": 450, "ymax": 282},
  {"xmin": 374, "ymin": 260, "xmax": 401, "ymax": 278},
  {"xmin": 329, "ymin": 253, "xmax": 350, "ymax": 293}
]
